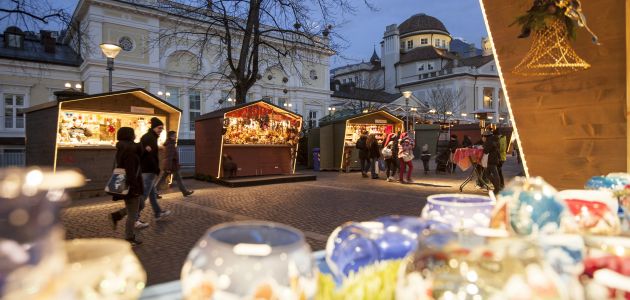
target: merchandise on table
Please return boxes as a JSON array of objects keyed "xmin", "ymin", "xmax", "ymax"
[
  {"xmin": 57, "ymin": 110, "xmax": 167, "ymax": 147},
  {"xmin": 325, "ymin": 216, "xmax": 450, "ymax": 282},
  {"xmin": 181, "ymin": 221, "xmax": 315, "ymax": 300},
  {"xmin": 496, "ymin": 176, "xmax": 568, "ymax": 235},
  {"xmin": 397, "ymin": 231, "xmax": 564, "ymax": 300},
  {"xmin": 344, "ymin": 123, "xmax": 394, "ymax": 146},
  {"xmin": 63, "ymin": 239, "xmax": 146, "ymax": 299},
  {"xmin": 556, "ymin": 190, "xmax": 620, "ymax": 235},
  {"xmin": 421, "ymin": 194, "xmax": 494, "ymax": 231},
  {"xmin": 0, "ymin": 168, "xmax": 84, "ymax": 300},
  {"xmin": 223, "ymin": 105, "xmax": 301, "ymax": 145}
]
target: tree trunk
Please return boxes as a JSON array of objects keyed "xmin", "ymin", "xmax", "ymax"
[{"xmin": 235, "ymin": 85, "xmax": 249, "ymax": 104}]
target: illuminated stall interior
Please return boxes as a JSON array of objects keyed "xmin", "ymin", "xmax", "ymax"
[
  {"xmin": 195, "ymin": 101, "xmax": 302, "ymax": 179},
  {"xmin": 479, "ymin": 0, "xmax": 628, "ymax": 188},
  {"xmin": 25, "ymin": 89, "xmax": 181, "ymax": 195},
  {"xmin": 319, "ymin": 110, "xmax": 404, "ymax": 171}
]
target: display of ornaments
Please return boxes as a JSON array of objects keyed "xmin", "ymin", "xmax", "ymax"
[
  {"xmin": 557, "ymin": 190, "xmax": 620, "ymax": 235},
  {"xmin": 397, "ymin": 231, "xmax": 564, "ymax": 300},
  {"xmin": 181, "ymin": 221, "xmax": 315, "ymax": 300},
  {"xmin": 63, "ymin": 238, "xmax": 146, "ymax": 299},
  {"xmin": 421, "ymin": 194, "xmax": 495, "ymax": 231},
  {"xmin": 325, "ymin": 216, "xmax": 450, "ymax": 282},
  {"xmin": 498, "ymin": 176, "xmax": 567, "ymax": 235},
  {"xmin": 0, "ymin": 168, "xmax": 84, "ymax": 300}
]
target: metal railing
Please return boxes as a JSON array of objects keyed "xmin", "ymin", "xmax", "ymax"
[
  {"xmin": 178, "ymin": 147, "xmax": 195, "ymax": 166},
  {"xmin": 0, "ymin": 152, "xmax": 25, "ymax": 167}
]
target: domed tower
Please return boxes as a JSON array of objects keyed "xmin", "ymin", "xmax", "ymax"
[
  {"xmin": 382, "ymin": 13, "xmax": 452, "ymax": 92},
  {"xmin": 398, "ymin": 13, "xmax": 451, "ymax": 51}
]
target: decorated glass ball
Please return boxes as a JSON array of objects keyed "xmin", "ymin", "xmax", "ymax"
[
  {"xmin": 421, "ymin": 194, "xmax": 495, "ymax": 231},
  {"xmin": 499, "ymin": 177, "xmax": 566, "ymax": 235},
  {"xmin": 397, "ymin": 230, "xmax": 564, "ymax": 300},
  {"xmin": 181, "ymin": 221, "xmax": 315, "ymax": 300},
  {"xmin": 325, "ymin": 216, "xmax": 450, "ymax": 281}
]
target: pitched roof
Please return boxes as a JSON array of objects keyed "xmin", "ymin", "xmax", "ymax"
[
  {"xmin": 398, "ymin": 13, "xmax": 449, "ymax": 36},
  {"xmin": 443, "ymin": 54, "xmax": 494, "ymax": 68},
  {"xmin": 399, "ymin": 46, "xmax": 455, "ymax": 64},
  {"xmin": 196, "ymin": 100, "xmax": 302, "ymax": 121},
  {"xmin": 0, "ymin": 34, "xmax": 82, "ymax": 67},
  {"xmin": 331, "ymin": 84, "xmax": 401, "ymax": 104}
]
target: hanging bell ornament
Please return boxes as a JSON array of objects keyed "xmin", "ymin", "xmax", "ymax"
[{"xmin": 513, "ymin": 18, "xmax": 590, "ymax": 76}]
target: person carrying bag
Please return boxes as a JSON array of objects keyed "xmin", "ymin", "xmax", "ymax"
[{"xmin": 107, "ymin": 127, "xmax": 144, "ymax": 246}]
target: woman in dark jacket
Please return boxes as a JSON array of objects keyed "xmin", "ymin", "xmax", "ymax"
[
  {"xmin": 367, "ymin": 133, "xmax": 381, "ymax": 179},
  {"xmin": 156, "ymin": 131, "xmax": 193, "ymax": 197},
  {"xmin": 110, "ymin": 127, "xmax": 143, "ymax": 246},
  {"xmin": 482, "ymin": 131, "xmax": 501, "ymax": 195},
  {"xmin": 448, "ymin": 134, "xmax": 459, "ymax": 173}
]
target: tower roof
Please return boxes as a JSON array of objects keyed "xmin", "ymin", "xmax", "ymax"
[
  {"xmin": 370, "ymin": 46, "xmax": 380, "ymax": 64},
  {"xmin": 398, "ymin": 13, "xmax": 449, "ymax": 36}
]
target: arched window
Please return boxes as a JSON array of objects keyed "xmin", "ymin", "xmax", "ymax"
[{"xmin": 4, "ymin": 27, "xmax": 24, "ymax": 49}]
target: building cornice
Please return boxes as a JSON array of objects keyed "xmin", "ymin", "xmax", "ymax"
[{"xmin": 396, "ymin": 73, "xmax": 499, "ymax": 88}]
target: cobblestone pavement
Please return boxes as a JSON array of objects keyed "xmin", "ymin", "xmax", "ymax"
[{"xmin": 61, "ymin": 156, "xmax": 524, "ymax": 285}]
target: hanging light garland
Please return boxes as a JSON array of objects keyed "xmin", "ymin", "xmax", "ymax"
[{"xmin": 511, "ymin": 0, "xmax": 600, "ymax": 76}]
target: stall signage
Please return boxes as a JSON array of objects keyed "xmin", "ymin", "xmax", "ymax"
[
  {"xmin": 374, "ymin": 119, "xmax": 388, "ymax": 124},
  {"xmin": 131, "ymin": 106, "xmax": 154, "ymax": 114}
]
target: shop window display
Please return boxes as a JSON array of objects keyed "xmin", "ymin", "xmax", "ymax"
[
  {"xmin": 223, "ymin": 104, "xmax": 300, "ymax": 145},
  {"xmin": 57, "ymin": 110, "xmax": 167, "ymax": 147},
  {"xmin": 344, "ymin": 123, "xmax": 394, "ymax": 146}
]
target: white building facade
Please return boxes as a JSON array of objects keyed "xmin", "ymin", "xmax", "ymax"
[
  {"xmin": 0, "ymin": 0, "xmax": 332, "ymax": 164},
  {"xmin": 332, "ymin": 13, "xmax": 508, "ymax": 122}
]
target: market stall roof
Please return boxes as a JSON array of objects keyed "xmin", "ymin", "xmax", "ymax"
[
  {"xmin": 319, "ymin": 109, "xmax": 403, "ymax": 127},
  {"xmin": 25, "ymin": 88, "xmax": 183, "ymax": 114},
  {"xmin": 196, "ymin": 100, "xmax": 302, "ymax": 122}
]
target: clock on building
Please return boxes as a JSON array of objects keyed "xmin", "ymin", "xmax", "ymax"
[{"xmin": 118, "ymin": 36, "xmax": 134, "ymax": 51}]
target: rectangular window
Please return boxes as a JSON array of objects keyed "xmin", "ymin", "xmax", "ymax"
[
  {"xmin": 308, "ymin": 110, "xmax": 318, "ymax": 129},
  {"xmin": 434, "ymin": 39, "xmax": 440, "ymax": 47},
  {"xmin": 166, "ymin": 87, "xmax": 180, "ymax": 107},
  {"xmin": 342, "ymin": 78, "xmax": 347, "ymax": 84},
  {"xmin": 407, "ymin": 40, "xmax": 413, "ymax": 50},
  {"xmin": 277, "ymin": 98, "xmax": 288, "ymax": 108},
  {"xmin": 483, "ymin": 87, "xmax": 494, "ymax": 109},
  {"xmin": 246, "ymin": 93, "xmax": 254, "ymax": 102},
  {"xmin": 261, "ymin": 96, "xmax": 272, "ymax": 103},
  {"xmin": 188, "ymin": 90, "xmax": 201, "ymax": 131},
  {"xmin": 421, "ymin": 38, "xmax": 428, "ymax": 45},
  {"xmin": 4, "ymin": 94, "xmax": 25, "ymax": 129}
]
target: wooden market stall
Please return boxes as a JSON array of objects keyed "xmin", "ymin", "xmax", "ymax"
[
  {"xmin": 479, "ymin": 0, "xmax": 628, "ymax": 188},
  {"xmin": 25, "ymin": 89, "xmax": 181, "ymax": 196},
  {"xmin": 195, "ymin": 101, "xmax": 303, "ymax": 180},
  {"xmin": 319, "ymin": 110, "xmax": 404, "ymax": 171}
]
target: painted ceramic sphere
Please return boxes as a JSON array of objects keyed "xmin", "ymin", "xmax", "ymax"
[
  {"xmin": 397, "ymin": 231, "xmax": 563, "ymax": 300},
  {"xmin": 421, "ymin": 194, "xmax": 495, "ymax": 230},
  {"xmin": 499, "ymin": 177, "xmax": 566, "ymax": 235},
  {"xmin": 325, "ymin": 216, "xmax": 450, "ymax": 281},
  {"xmin": 181, "ymin": 221, "xmax": 315, "ymax": 300}
]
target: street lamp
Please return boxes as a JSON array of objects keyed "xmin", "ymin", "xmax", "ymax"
[
  {"xmin": 327, "ymin": 107, "xmax": 336, "ymax": 115},
  {"xmin": 402, "ymin": 91, "xmax": 412, "ymax": 133},
  {"xmin": 410, "ymin": 107, "xmax": 417, "ymax": 130},
  {"xmin": 283, "ymin": 103, "xmax": 293, "ymax": 111},
  {"xmin": 157, "ymin": 91, "xmax": 171, "ymax": 97},
  {"xmin": 461, "ymin": 113, "xmax": 468, "ymax": 117},
  {"xmin": 227, "ymin": 97, "xmax": 235, "ymax": 106},
  {"xmin": 99, "ymin": 43, "xmax": 122, "ymax": 92}
]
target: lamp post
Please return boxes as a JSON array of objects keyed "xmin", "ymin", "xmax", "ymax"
[
  {"xmin": 327, "ymin": 107, "xmax": 336, "ymax": 116},
  {"xmin": 99, "ymin": 43, "xmax": 122, "ymax": 92},
  {"xmin": 445, "ymin": 111, "xmax": 453, "ymax": 137},
  {"xmin": 410, "ymin": 107, "xmax": 417, "ymax": 132},
  {"xmin": 402, "ymin": 91, "xmax": 412, "ymax": 133},
  {"xmin": 227, "ymin": 97, "xmax": 235, "ymax": 107}
]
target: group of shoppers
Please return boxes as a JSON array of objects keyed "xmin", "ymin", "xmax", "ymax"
[
  {"xmin": 355, "ymin": 131, "xmax": 417, "ymax": 184},
  {"xmin": 110, "ymin": 117, "xmax": 194, "ymax": 246}
]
